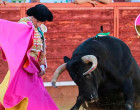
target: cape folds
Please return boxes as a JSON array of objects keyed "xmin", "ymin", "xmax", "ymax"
[{"xmin": 0, "ymin": 19, "xmax": 58, "ymax": 110}]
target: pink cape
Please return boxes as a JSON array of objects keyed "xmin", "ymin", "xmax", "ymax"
[{"xmin": 0, "ymin": 19, "xmax": 58, "ymax": 110}]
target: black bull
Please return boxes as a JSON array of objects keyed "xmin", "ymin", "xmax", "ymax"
[{"xmin": 51, "ymin": 36, "xmax": 140, "ymax": 110}]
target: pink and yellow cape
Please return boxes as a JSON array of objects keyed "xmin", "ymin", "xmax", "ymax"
[{"xmin": 0, "ymin": 19, "xmax": 58, "ymax": 110}]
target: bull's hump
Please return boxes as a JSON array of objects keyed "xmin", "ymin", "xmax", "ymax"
[
  {"xmin": 72, "ymin": 37, "xmax": 105, "ymax": 56},
  {"xmin": 72, "ymin": 36, "xmax": 126, "ymax": 58}
]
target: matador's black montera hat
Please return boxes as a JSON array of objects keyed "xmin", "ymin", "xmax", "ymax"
[{"xmin": 27, "ymin": 4, "xmax": 53, "ymax": 22}]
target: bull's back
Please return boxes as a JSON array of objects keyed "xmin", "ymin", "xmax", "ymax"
[{"xmin": 72, "ymin": 36, "xmax": 131, "ymax": 63}]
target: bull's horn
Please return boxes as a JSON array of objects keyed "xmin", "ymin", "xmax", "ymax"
[
  {"xmin": 81, "ymin": 55, "xmax": 98, "ymax": 75},
  {"xmin": 51, "ymin": 63, "xmax": 67, "ymax": 88}
]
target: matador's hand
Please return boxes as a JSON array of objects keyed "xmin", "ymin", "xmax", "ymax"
[
  {"xmin": 39, "ymin": 69, "xmax": 45, "ymax": 76},
  {"xmin": 39, "ymin": 65, "xmax": 46, "ymax": 76}
]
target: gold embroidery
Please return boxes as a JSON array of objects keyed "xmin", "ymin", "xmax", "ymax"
[{"xmin": 19, "ymin": 17, "xmax": 46, "ymax": 66}]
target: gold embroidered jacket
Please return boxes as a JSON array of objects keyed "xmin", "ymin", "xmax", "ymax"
[{"xmin": 18, "ymin": 17, "xmax": 47, "ymax": 68}]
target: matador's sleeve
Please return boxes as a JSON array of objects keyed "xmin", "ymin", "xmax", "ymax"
[{"xmin": 38, "ymin": 51, "xmax": 47, "ymax": 67}]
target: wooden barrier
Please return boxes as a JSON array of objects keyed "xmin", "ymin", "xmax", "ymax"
[{"xmin": 0, "ymin": 3, "xmax": 140, "ymax": 83}]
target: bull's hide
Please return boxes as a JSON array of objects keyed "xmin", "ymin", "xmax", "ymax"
[{"xmin": 52, "ymin": 35, "xmax": 140, "ymax": 110}]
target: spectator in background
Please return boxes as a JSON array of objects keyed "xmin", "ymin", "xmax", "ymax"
[
  {"xmin": 30, "ymin": 0, "xmax": 39, "ymax": 2},
  {"xmin": 74, "ymin": 0, "xmax": 112, "ymax": 5},
  {"xmin": 114, "ymin": 0, "xmax": 131, "ymax": 2},
  {"xmin": 40, "ymin": 0, "xmax": 74, "ymax": 3},
  {"xmin": 40, "ymin": 0, "xmax": 112, "ymax": 4},
  {"xmin": 0, "ymin": 0, "xmax": 8, "ymax": 4},
  {"xmin": 131, "ymin": 0, "xmax": 140, "ymax": 1},
  {"xmin": 0, "ymin": 0, "xmax": 3, "ymax": 3}
]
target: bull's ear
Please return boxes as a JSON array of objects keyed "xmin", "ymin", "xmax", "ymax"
[{"xmin": 64, "ymin": 56, "xmax": 70, "ymax": 63}]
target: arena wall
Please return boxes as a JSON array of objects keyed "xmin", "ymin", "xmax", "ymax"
[{"xmin": 0, "ymin": 3, "xmax": 140, "ymax": 110}]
